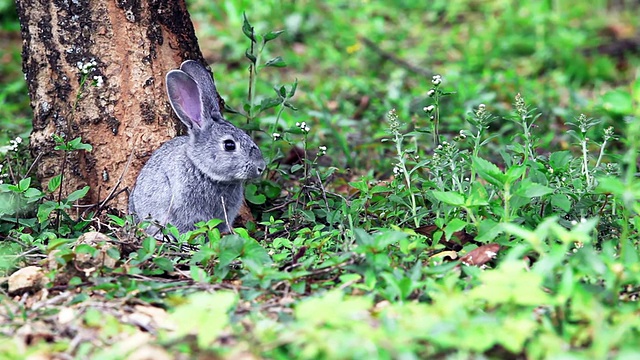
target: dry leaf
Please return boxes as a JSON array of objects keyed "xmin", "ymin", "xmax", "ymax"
[{"xmin": 460, "ymin": 243, "xmax": 500, "ymax": 266}]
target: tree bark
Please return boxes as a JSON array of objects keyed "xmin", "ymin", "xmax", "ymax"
[{"xmin": 15, "ymin": 0, "xmax": 211, "ymax": 214}]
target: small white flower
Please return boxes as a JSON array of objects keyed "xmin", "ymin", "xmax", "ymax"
[
  {"xmin": 93, "ymin": 76, "xmax": 104, "ymax": 87},
  {"xmin": 304, "ymin": 125, "xmax": 310, "ymax": 133},
  {"xmin": 478, "ymin": 104, "xmax": 486, "ymax": 110},
  {"xmin": 424, "ymin": 105, "xmax": 435, "ymax": 113},
  {"xmin": 295, "ymin": 122, "xmax": 300, "ymax": 127},
  {"xmin": 15, "ymin": 137, "xmax": 22, "ymax": 144},
  {"xmin": 272, "ymin": 133, "xmax": 281, "ymax": 140},
  {"xmin": 432, "ymin": 75, "xmax": 442, "ymax": 85},
  {"xmin": 427, "ymin": 89, "xmax": 435, "ymax": 97},
  {"xmin": 430, "ymin": 115, "xmax": 435, "ymax": 120}
]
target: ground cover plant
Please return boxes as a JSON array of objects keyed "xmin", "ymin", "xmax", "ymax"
[{"xmin": 1, "ymin": 0, "xmax": 639, "ymax": 358}]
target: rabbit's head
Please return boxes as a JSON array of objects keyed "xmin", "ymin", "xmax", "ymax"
[{"xmin": 166, "ymin": 60, "xmax": 265, "ymax": 182}]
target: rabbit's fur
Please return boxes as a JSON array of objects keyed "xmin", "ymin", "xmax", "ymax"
[{"xmin": 129, "ymin": 60, "xmax": 265, "ymax": 235}]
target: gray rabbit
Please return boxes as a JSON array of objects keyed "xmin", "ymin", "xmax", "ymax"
[{"xmin": 129, "ymin": 60, "xmax": 265, "ymax": 235}]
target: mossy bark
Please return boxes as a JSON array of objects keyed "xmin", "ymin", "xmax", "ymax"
[{"xmin": 15, "ymin": 0, "xmax": 213, "ymax": 214}]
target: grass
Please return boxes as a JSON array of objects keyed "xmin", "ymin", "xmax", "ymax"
[{"xmin": 1, "ymin": 0, "xmax": 640, "ymax": 358}]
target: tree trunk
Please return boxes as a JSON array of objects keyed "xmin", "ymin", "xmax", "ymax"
[{"xmin": 15, "ymin": 0, "xmax": 211, "ymax": 214}]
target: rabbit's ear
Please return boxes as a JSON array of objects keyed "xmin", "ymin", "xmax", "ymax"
[
  {"xmin": 178, "ymin": 60, "xmax": 222, "ymax": 117},
  {"xmin": 166, "ymin": 70, "xmax": 204, "ymax": 128}
]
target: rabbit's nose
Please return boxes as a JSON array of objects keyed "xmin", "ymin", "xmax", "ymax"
[{"xmin": 256, "ymin": 162, "xmax": 266, "ymax": 175}]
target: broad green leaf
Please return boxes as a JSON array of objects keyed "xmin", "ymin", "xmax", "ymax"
[
  {"xmin": 595, "ymin": 176, "xmax": 625, "ymax": 196},
  {"xmin": 445, "ymin": 218, "xmax": 468, "ymax": 240},
  {"xmin": 18, "ymin": 177, "xmax": 31, "ymax": 192},
  {"xmin": 471, "ymin": 260, "xmax": 551, "ymax": 306},
  {"xmin": 153, "ymin": 257, "xmax": 174, "ymax": 272},
  {"xmin": 505, "ymin": 165, "xmax": 526, "ymax": 183},
  {"xmin": 432, "ymin": 191, "xmax": 465, "ymax": 206},
  {"xmin": 37, "ymin": 201, "xmax": 57, "ymax": 223},
  {"xmin": 48, "ymin": 174, "xmax": 62, "ymax": 192},
  {"xmin": 242, "ymin": 237, "xmax": 272, "ymax": 265},
  {"xmin": 466, "ymin": 182, "xmax": 489, "ymax": 207},
  {"xmin": 259, "ymin": 97, "xmax": 282, "ymax": 112},
  {"xmin": 218, "ymin": 235, "xmax": 244, "ymax": 268},
  {"xmin": 169, "ymin": 292, "xmax": 237, "ymax": 348},
  {"xmin": 601, "ymin": 89, "xmax": 633, "ymax": 115},
  {"xmin": 66, "ymin": 186, "xmax": 90, "ymax": 202},
  {"xmin": 550, "ymin": 193, "xmax": 571, "ymax": 212},
  {"xmin": 516, "ymin": 180, "xmax": 554, "ymax": 198},
  {"xmin": 75, "ymin": 244, "xmax": 97, "ymax": 256},
  {"xmin": 473, "ymin": 157, "xmax": 506, "ymax": 188},
  {"xmin": 295, "ymin": 290, "xmax": 372, "ymax": 327},
  {"xmin": 549, "ymin": 151, "xmax": 572, "ymax": 171},
  {"xmin": 354, "ymin": 228, "xmax": 374, "ymax": 247},
  {"xmin": 245, "ymin": 183, "xmax": 266, "ymax": 205}
]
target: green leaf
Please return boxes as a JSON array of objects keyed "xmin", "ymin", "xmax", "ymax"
[
  {"xmin": 75, "ymin": 244, "xmax": 97, "ymax": 256},
  {"xmin": 466, "ymin": 182, "xmax": 489, "ymax": 207},
  {"xmin": 153, "ymin": 257, "xmax": 174, "ymax": 272},
  {"xmin": 48, "ymin": 174, "xmax": 62, "ymax": 192},
  {"xmin": 549, "ymin": 151, "xmax": 572, "ymax": 171},
  {"xmin": 295, "ymin": 290, "xmax": 372, "ymax": 327},
  {"xmin": 595, "ymin": 176, "xmax": 625, "ymax": 196},
  {"xmin": 432, "ymin": 191, "xmax": 465, "ymax": 206},
  {"xmin": 445, "ymin": 218, "xmax": 467, "ymax": 241},
  {"xmin": 37, "ymin": 201, "xmax": 57, "ymax": 223},
  {"xmin": 241, "ymin": 13, "xmax": 256, "ymax": 42},
  {"xmin": 18, "ymin": 177, "xmax": 31, "ymax": 192},
  {"xmin": 142, "ymin": 236, "xmax": 156, "ymax": 253},
  {"xmin": 23, "ymin": 187, "xmax": 43, "ymax": 200},
  {"xmin": 516, "ymin": 180, "xmax": 554, "ymax": 198},
  {"xmin": 288, "ymin": 78, "xmax": 298, "ymax": 97},
  {"xmin": 169, "ymin": 292, "xmax": 237, "ymax": 349},
  {"xmin": 245, "ymin": 49, "xmax": 257, "ymax": 64},
  {"xmin": 505, "ymin": 164, "xmax": 526, "ymax": 183},
  {"xmin": 354, "ymin": 228, "xmax": 374, "ymax": 246},
  {"xmin": 283, "ymin": 101, "xmax": 298, "ymax": 111},
  {"xmin": 262, "ymin": 181, "xmax": 281, "ymax": 199},
  {"xmin": 218, "ymin": 236, "xmax": 244, "ymax": 268},
  {"xmin": 263, "ymin": 29, "xmax": 285, "ymax": 42},
  {"xmin": 263, "ymin": 56, "xmax": 286, "ymax": 68},
  {"xmin": 245, "ymin": 183, "xmax": 266, "ymax": 205},
  {"xmin": 601, "ymin": 89, "xmax": 633, "ymax": 115},
  {"xmin": 66, "ymin": 186, "xmax": 90, "ymax": 202},
  {"xmin": 242, "ymin": 237, "xmax": 272, "ymax": 265},
  {"xmin": 473, "ymin": 157, "xmax": 506, "ymax": 188},
  {"xmin": 470, "ymin": 260, "xmax": 551, "ymax": 306},
  {"xmin": 349, "ymin": 180, "xmax": 369, "ymax": 193},
  {"xmin": 259, "ymin": 97, "xmax": 282, "ymax": 112},
  {"xmin": 550, "ymin": 193, "xmax": 571, "ymax": 212}
]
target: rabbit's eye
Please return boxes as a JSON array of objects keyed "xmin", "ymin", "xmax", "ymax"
[{"xmin": 223, "ymin": 139, "xmax": 236, "ymax": 151}]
